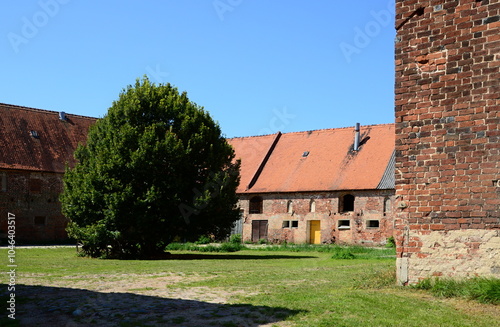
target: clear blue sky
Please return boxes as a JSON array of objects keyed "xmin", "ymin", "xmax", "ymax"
[{"xmin": 1, "ymin": 0, "xmax": 395, "ymax": 138}]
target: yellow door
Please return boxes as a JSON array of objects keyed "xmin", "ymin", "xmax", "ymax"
[{"xmin": 309, "ymin": 220, "xmax": 321, "ymax": 244}]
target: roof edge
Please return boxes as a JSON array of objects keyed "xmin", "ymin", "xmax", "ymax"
[
  {"xmin": 0, "ymin": 102, "xmax": 97, "ymax": 120},
  {"xmin": 228, "ymin": 123, "xmax": 394, "ymax": 140}
]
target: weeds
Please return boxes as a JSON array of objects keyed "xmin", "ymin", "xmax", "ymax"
[
  {"xmin": 165, "ymin": 242, "xmax": 245, "ymax": 253},
  {"xmin": 412, "ymin": 277, "xmax": 500, "ymax": 304}
]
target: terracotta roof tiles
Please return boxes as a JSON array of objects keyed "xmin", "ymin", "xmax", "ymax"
[
  {"xmin": 0, "ymin": 103, "xmax": 96, "ymax": 173},
  {"xmin": 228, "ymin": 124, "xmax": 395, "ymax": 193}
]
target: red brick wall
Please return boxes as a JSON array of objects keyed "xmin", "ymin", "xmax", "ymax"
[
  {"xmin": 395, "ymin": 0, "xmax": 500, "ymax": 284},
  {"xmin": 239, "ymin": 190, "xmax": 395, "ymax": 245},
  {"xmin": 0, "ymin": 170, "xmax": 69, "ymax": 243}
]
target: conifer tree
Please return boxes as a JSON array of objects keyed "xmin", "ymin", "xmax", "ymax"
[{"xmin": 61, "ymin": 78, "xmax": 240, "ymax": 258}]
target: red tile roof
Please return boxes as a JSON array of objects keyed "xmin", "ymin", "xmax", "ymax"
[
  {"xmin": 228, "ymin": 124, "xmax": 395, "ymax": 193},
  {"xmin": 0, "ymin": 103, "xmax": 96, "ymax": 173}
]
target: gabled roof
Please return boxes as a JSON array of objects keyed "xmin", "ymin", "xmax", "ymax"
[
  {"xmin": 228, "ymin": 124, "xmax": 395, "ymax": 194},
  {"xmin": 0, "ymin": 103, "xmax": 96, "ymax": 173}
]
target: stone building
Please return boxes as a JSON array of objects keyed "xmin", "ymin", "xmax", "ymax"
[
  {"xmin": 394, "ymin": 0, "xmax": 499, "ymax": 284},
  {"xmin": 228, "ymin": 124, "xmax": 396, "ymax": 245},
  {"xmin": 0, "ymin": 103, "xmax": 96, "ymax": 243}
]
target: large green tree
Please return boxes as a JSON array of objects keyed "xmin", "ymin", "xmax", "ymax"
[{"xmin": 61, "ymin": 78, "xmax": 240, "ymax": 258}]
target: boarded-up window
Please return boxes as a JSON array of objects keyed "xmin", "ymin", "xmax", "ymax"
[
  {"xmin": 249, "ymin": 196, "xmax": 263, "ymax": 214},
  {"xmin": 252, "ymin": 220, "xmax": 268, "ymax": 242},
  {"xmin": 310, "ymin": 199, "xmax": 316, "ymax": 213},
  {"xmin": 30, "ymin": 178, "xmax": 42, "ymax": 193}
]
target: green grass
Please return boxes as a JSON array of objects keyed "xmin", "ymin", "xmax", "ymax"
[
  {"xmin": 0, "ymin": 247, "xmax": 498, "ymax": 326},
  {"xmin": 413, "ymin": 277, "xmax": 500, "ymax": 305}
]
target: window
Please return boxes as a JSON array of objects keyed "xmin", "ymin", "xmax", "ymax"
[
  {"xmin": 1, "ymin": 173, "xmax": 6, "ymax": 192},
  {"xmin": 310, "ymin": 199, "xmax": 316, "ymax": 213},
  {"xmin": 282, "ymin": 220, "xmax": 299, "ymax": 228},
  {"xmin": 34, "ymin": 216, "xmax": 46, "ymax": 226},
  {"xmin": 287, "ymin": 200, "xmax": 293, "ymax": 213},
  {"xmin": 383, "ymin": 197, "xmax": 391, "ymax": 215},
  {"xmin": 249, "ymin": 196, "xmax": 263, "ymax": 214},
  {"xmin": 30, "ymin": 178, "xmax": 42, "ymax": 193},
  {"xmin": 367, "ymin": 220, "xmax": 380, "ymax": 228},
  {"xmin": 340, "ymin": 194, "xmax": 355, "ymax": 212},
  {"xmin": 338, "ymin": 220, "xmax": 350, "ymax": 229}
]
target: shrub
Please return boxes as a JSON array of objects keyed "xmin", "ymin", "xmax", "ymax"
[
  {"xmin": 229, "ymin": 234, "xmax": 242, "ymax": 244},
  {"xmin": 195, "ymin": 235, "xmax": 211, "ymax": 245},
  {"xmin": 386, "ymin": 236, "xmax": 396, "ymax": 248},
  {"xmin": 330, "ymin": 247, "xmax": 355, "ymax": 259}
]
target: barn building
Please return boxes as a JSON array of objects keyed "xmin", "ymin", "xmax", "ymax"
[
  {"xmin": 0, "ymin": 103, "xmax": 96, "ymax": 243},
  {"xmin": 228, "ymin": 123, "xmax": 396, "ymax": 245}
]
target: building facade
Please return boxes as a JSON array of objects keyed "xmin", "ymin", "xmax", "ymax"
[
  {"xmin": 0, "ymin": 103, "xmax": 96, "ymax": 243},
  {"xmin": 394, "ymin": 0, "xmax": 499, "ymax": 284},
  {"xmin": 229, "ymin": 124, "xmax": 396, "ymax": 245}
]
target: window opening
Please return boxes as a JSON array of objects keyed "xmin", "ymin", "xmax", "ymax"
[
  {"xmin": 341, "ymin": 194, "xmax": 355, "ymax": 212},
  {"xmin": 249, "ymin": 196, "xmax": 263, "ymax": 214},
  {"xmin": 338, "ymin": 220, "xmax": 351, "ymax": 229},
  {"xmin": 367, "ymin": 220, "xmax": 380, "ymax": 228},
  {"xmin": 30, "ymin": 178, "xmax": 42, "ymax": 193},
  {"xmin": 34, "ymin": 216, "xmax": 46, "ymax": 226}
]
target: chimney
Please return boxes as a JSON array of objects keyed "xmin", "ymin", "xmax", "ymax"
[{"xmin": 354, "ymin": 123, "xmax": 360, "ymax": 151}]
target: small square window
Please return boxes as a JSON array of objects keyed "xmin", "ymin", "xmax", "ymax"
[
  {"xmin": 291, "ymin": 220, "xmax": 299, "ymax": 228},
  {"xmin": 282, "ymin": 221, "xmax": 290, "ymax": 228},
  {"xmin": 338, "ymin": 220, "xmax": 350, "ymax": 229},
  {"xmin": 34, "ymin": 216, "xmax": 46, "ymax": 226},
  {"xmin": 367, "ymin": 220, "xmax": 380, "ymax": 228},
  {"xmin": 30, "ymin": 179, "xmax": 42, "ymax": 193}
]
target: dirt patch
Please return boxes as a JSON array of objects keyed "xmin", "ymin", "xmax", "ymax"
[{"xmin": 5, "ymin": 273, "xmax": 298, "ymax": 326}]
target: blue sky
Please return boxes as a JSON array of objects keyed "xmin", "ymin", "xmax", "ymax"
[{"xmin": 1, "ymin": 0, "xmax": 395, "ymax": 138}]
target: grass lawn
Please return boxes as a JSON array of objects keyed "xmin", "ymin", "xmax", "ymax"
[{"xmin": 0, "ymin": 247, "xmax": 498, "ymax": 326}]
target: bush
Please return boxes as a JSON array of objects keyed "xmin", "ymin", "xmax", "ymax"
[
  {"xmin": 220, "ymin": 242, "xmax": 243, "ymax": 252},
  {"xmin": 195, "ymin": 235, "xmax": 211, "ymax": 245},
  {"xmin": 229, "ymin": 234, "xmax": 242, "ymax": 244},
  {"xmin": 386, "ymin": 236, "xmax": 396, "ymax": 248}
]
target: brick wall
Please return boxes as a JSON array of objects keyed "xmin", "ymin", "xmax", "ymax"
[
  {"xmin": 395, "ymin": 0, "xmax": 500, "ymax": 284},
  {"xmin": 239, "ymin": 190, "xmax": 394, "ymax": 245},
  {"xmin": 0, "ymin": 170, "xmax": 69, "ymax": 243}
]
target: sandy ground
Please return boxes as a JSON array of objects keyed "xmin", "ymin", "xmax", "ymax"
[{"xmin": 4, "ymin": 272, "xmax": 297, "ymax": 327}]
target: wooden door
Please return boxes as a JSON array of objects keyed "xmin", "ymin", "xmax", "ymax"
[
  {"xmin": 252, "ymin": 220, "xmax": 268, "ymax": 242},
  {"xmin": 309, "ymin": 220, "xmax": 321, "ymax": 244}
]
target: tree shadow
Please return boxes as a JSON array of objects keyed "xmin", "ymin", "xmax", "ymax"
[
  {"xmin": 142, "ymin": 253, "xmax": 318, "ymax": 260},
  {"xmin": 1, "ymin": 284, "xmax": 305, "ymax": 327}
]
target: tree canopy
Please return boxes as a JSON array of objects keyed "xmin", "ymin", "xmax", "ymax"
[{"xmin": 61, "ymin": 78, "xmax": 240, "ymax": 258}]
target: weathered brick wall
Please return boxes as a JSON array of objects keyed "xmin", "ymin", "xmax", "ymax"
[
  {"xmin": 0, "ymin": 170, "xmax": 69, "ymax": 243},
  {"xmin": 239, "ymin": 190, "xmax": 394, "ymax": 245},
  {"xmin": 395, "ymin": 0, "xmax": 500, "ymax": 284}
]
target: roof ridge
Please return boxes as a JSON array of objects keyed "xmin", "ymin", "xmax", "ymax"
[
  {"xmin": 228, "ymin": 122, "xmax": 394, "ymax": 140},
  {"xmin": 0, "ymin": 102, "xmax": 97, "ymax": 120}
]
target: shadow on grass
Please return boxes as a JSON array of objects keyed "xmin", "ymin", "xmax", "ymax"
[
  {"xmin": 0, "ymin": 284, "xmax": 304, "ymax": 326},
  {"xmin": 144, "ymin": 253, "xmax": 317, "ymax": 260}
]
